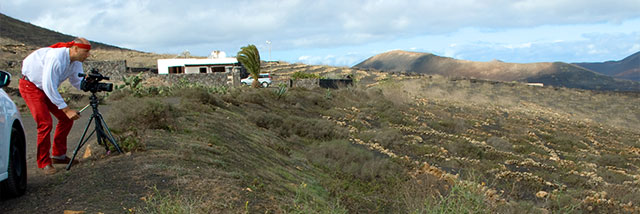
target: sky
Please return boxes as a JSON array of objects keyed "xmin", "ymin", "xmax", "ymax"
[{"xmin": 2, "ymin": 0, "xmax": 640, "ymax": 67}]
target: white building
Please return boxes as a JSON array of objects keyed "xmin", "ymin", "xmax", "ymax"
[{"xmin": 157, "ymin": 57, "xmax": 241, "ymax": 75}]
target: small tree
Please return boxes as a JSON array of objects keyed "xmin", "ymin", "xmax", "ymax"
[{"xmin": 237, "ymin": 44, "xmax": 261, "ymax": 88}]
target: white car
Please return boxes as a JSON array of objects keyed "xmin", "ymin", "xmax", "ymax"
[
  {"xmin": 0, "ymin": 70, "xmax": 27, "ymax": 198},
  {"xmin": 241, "ymin": 73, "xmax": 272, "ymax": 87}
]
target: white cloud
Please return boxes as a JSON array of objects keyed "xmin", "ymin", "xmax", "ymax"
[
  {"xmin": 296, "ymin": 53, "xmax": 364, "ymax": 66},
  {"xmin": 1, "ymin": 0, "xmax": 639, "ymax": 65},
  {"xmin": 297, "ymin": 56, "xmax": 310, "ymax": 61},
  {"xmin": 630, "ymin": 44, "xmax": 640, "ymax": 53},
  {"xmin": 437, "ymin": 31, "xmax": 640, "ymax": 63},
  {"xmin": 503, "ymin": 42, "xmax": 532, "ymax": 49}
]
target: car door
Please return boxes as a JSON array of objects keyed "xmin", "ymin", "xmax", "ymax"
[
  {"xmin": 0, "ymin": 71, "xmax": 10, "ymax": 175},
  {"xmin": 0, "ymin": 89, "xmax": 9, "ymax": 175}
]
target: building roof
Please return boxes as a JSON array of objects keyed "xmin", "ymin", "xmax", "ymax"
[
  {"xmin": 158, "ymin": 57, "xmax": 238, "ymax": 66},
  {"xmin": 157, "ymin": 57, "xmax": 240, "ymax": 74}
]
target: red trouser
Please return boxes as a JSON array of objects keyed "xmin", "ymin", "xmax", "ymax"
[{"xmin": 19, "ymin": 79, "xmax": 74, "ymax": 168}]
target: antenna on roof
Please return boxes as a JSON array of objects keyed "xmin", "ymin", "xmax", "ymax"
[
  {"xmin": 175, "ymin": 50, "xmax": 191, "ymax": 58},
  {"xmin": 208, "ymin": 50, "xmax": 226, "ymax": 59},
  {"xmin": 266, "ymin": 40, "xmax": 272, "ymax": 62}
]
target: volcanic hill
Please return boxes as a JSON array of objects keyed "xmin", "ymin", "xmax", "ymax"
[{"xmin": 354, "ymin": 50, "xmax": 640, "ymax": 91}]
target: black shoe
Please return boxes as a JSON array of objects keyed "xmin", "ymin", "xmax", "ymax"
[{"xmin": 51, "ymin": 156, "xmax": 79, "ymax": 165}]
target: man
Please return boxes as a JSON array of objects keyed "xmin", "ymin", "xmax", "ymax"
[{"xmin": 19, "ymin": 37, "xmax": 91, "ymax": 175}]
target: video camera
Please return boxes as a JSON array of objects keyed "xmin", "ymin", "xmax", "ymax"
[{"xmin": 79, "ymin": 68, "xmax": 113, "ymax": 93}]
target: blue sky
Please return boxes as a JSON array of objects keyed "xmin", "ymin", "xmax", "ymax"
[{"xmin": 2, "ymin": 0, "xmax": 639, "ymax": 66}]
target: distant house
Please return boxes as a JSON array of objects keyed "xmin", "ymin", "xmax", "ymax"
[
  {"xmin": 156, "ymin": 57, "xmax": 243, "ymax": 75},
  {"xmin": 526, "ymin": 83, "xmax": 544, "ymax": 87}
]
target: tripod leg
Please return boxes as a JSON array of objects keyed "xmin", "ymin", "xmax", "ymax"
[
  {"xmin": 97, "ymin": 129, "xmax": 123, "ymax": 154},
  {"xmin": 97, "ymin": 113, "xmax": 123, "ymax": 153},
  {"xmin": 67, "ymin": 116, "xmax": 95, "ymax": 170},
  {"xmin": 94, "ymin": 117, "xmax": 109, "ymax": 153}
]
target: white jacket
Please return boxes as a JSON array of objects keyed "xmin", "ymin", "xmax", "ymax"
[{"xmin": 21, "ymin": 47, "xmax": 83, "ymax": 109}]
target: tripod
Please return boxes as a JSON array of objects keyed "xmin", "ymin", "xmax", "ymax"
[{"xmin": 66, "ymin": 93, "xmax": 123, "ymax": 170}]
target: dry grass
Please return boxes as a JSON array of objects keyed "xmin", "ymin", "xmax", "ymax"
[{"xmin": 2, "ymin": 59, "xmax": 638, "ymax": 213}]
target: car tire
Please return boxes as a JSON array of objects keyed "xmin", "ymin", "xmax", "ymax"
[
  {"xmin": 261, "ymin": 82, "xmax": 269, "ymax": 88},
  {"xmin": 0, "ymin": 127, "xmax": 27, "ymax": 198}
]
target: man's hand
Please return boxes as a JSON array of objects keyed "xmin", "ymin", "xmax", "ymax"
[{"xmin": 62, "ymin": 107, "xmax": 81, "ymax": 120}]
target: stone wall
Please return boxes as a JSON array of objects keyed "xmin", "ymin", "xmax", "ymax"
[
  {"xmin": 289, "ymin": 78, "xmax": 354, "ymax": 89},
  {"xmin": 319, "ymin": 79, "xmax": 353, "ymax": 89},
  {"xmin": 1, "ymin": 60, "xmax": 129, "ymax": 79},
  {"xmin": 291, "ymin": 79, "xmax": 319, "ymax": 89},
  {"xmin": 157, "ymin": 72, "xmax": 240, "ymax": 87},
  {"xmin": 1, "ymin": 59, "xmax": 241, "ymax": 88},
  {"xmin": 83, "ymin": 60, "xmax": 128, "ymax": 79}
]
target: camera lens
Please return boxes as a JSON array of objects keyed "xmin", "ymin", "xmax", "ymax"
[{"xmin": 98, "ymin": 83, "xmax": 113, "ymax": 92}]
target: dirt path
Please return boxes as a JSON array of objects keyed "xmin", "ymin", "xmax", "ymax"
[{"xmin": 0, "ymin": 103, "xmax": 153, "ymax": 213}]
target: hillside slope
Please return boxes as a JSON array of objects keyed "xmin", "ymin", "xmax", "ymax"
[
  {"xmin": 0, "ymin": 13, "xmax": 125, "ymax": 49},
  {"xmin": 0, "ymin": 13, "xmax": 171, "ymax": 68},
  {"xmin": 354, "ymin": 50, "xmax": 640, "ymax": 91},
  {"xmin": 3, "ymin": 71, "xmax": 639, "ymax": 213},
  {"xmin": 1, "ymin": 11, "xmax": 640, "ymax": 213},
  {"xmin": 574, "ymin": 51, "xmax": 640, "ymax": 82}
]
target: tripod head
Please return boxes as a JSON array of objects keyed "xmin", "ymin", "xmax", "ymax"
[{"xmin": 78, "ymin": 93, "xmax": 102, "ymax": 114}]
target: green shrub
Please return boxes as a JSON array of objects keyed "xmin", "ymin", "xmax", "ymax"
[
  {"xmin": 306, "ymin": 140, "xmax": 403, "ymax": 181},
  {"xmin": 306, "ymin": 139, "xmax": 408, "ymax": 213},
  {"xmin": 416, "ymin": 181, "xmax": 490, "ymax": 214},
  {"xmin": 597, "ymin": 168, "xmax": 633, "ymax": 184},
  {"xmin": 511, "ymin": 139, "xmax": 547, "ymax": 155},
  {"xmin": 600, "ymin": 184, "xmax": 640, "ymax": 208},
  {"xmin": 283, "ymin": 116, "xmax": 348, "ymax": 140},
  {"xmin": 274, "ymin": 83, "xmax": 288, "ymax": 100},
  {"xmin": 284, "ymin": 182, "xmax": 348, "ymax": 214},
  {"xmin": 249, "ymin": 111, "xmax": 284, "ymax": 129},
  {"xmin": 108, "ymin": 97, "xmax": 180, "ymax": 132},
  {"xmin": 108, "ymin": 88, "xmax": 133, "ymax": 101},
  {"xmin": 561, "ymin": 173, "xmax": 592, "ymax": 189},
  {"xmin": 139, "ymin": 186, "xmax": 201, "ymax": 214},
  {"xmin": 487, "ymin": 136, "xmax": 513, "ymax": 152},
  {"xmin": 235, "ymin": 88, "xmax": 269, "ymax": 105},
  {"xmin": 116, "ymin": 134, "xmax": 146, "ymax": 152},
  {"xmin": 177, "ymin": 87, "xmax": 225, "ymax": 108},
  {"xmin": 427, "ymin": 118, "xmax": 468, "ymax": 134},
  {"xmin": 539, "ymin": 132, "xmax": 587, "ymax": 152},
  {"xmin": 444, "ymin": 139, "xmax": 485, "ymax": 160},
  {"xmin": 357, "ymin": 128, "xmax": 404, "ymax": 148},
  {"xmin": 597, "ymin": 153, "xmax": 628, "ymax": 169},
  {"xmin": 284, "ymin": 88, "xmax": 331, "ymax": 109},
  {"xmin": 544, "ymin": 190, "xmax": 579, "ymax": 214},
  {"xmin": 249, "ymin": 111, "xmax": 347, "ymax": 141}
]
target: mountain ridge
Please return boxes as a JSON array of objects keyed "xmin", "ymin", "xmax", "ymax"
[
  {"xmin": 354, "ymin": 50, "xmax": 640, "ymax": 91},
  {"xmin": 1, "ymin": 13, "xmax": 172, "ymax": 68},
  {"xmin": 0, "ymin": 13, "xmax": 128, "ymax": 52},
  {"xmin": 573, "ymin": 51, "xmax": 640, "ymax": 81}
]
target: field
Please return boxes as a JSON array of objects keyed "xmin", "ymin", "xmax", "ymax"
[
  {"xmin": 1, "ymin": 65, "xmax": 639, "ymax": 213},
  {"xmin": 2, "ymin": 11, "xmax": 639, "ymax": 213}
]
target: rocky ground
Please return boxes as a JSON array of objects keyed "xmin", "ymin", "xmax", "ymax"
[{"xmin": 1, "ymin": 50, "xmax": 639, "ymax": 213}]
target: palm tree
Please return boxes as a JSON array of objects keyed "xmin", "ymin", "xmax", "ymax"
[{"xmin": 237, "ymin": 44, "xmax": 261, "ymax": 88}]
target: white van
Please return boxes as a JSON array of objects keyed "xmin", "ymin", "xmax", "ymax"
[{"xmin": 241, "ymin": 73, "xmax": 272, "ymax": 87}]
